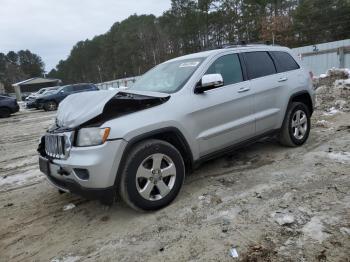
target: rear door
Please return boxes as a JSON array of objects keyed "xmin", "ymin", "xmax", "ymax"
[
  {"xmin": 190, "ymin": 53, "xmax": 255, "ymax": 156},
  {"xmin": 242, "ymin": 51, "xmax": 284, "ymax": 135}
]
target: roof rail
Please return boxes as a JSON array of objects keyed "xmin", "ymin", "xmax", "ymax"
[
  {"xmin": 221, "ymin": 40, "xmax": 278, "ymax": 49},
  {"xmin": 221, "ymin": 41, "xmax": 247, "ymax": 49}
]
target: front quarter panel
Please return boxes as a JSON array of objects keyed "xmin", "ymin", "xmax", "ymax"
[{"xmin": 102, "ymin": 96, "xmax": 199, "ymax": 161}]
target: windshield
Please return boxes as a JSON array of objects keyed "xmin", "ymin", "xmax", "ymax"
[
  {"xmin": 42, "ymin": 88, "xmax": 59, "ymax": 96},
  {"xmin": 130, "ymin": 58, "xmax": 204, "ymax": 93},
  {"xmin": 42, "ymin": 90, "xmax": 55, "ymax": 95},
  {"xmin": 37, "ymin": 89, "xmax": 46, "ymax": 94}
]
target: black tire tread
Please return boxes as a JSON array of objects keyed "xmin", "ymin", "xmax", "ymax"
[
  {"xmin": 119, "ymin": 139, "xmax": 185, "ymax": 211},
  {"xmin": 279, "ymin": 102, "xmax": 310, "ymax": 147},
  {"xmin": 43, "ymin": 101, "xmax": 57, "ymax": 111}
]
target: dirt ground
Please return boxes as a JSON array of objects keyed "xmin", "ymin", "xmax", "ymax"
[{"xmin": 1, "ymin": 87, "xmax": 350, "ymax": 261}]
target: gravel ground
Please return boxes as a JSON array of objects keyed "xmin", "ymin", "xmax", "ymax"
[{"xmin": 0, "ymin": 96, "xmax": 349, "ymax": 261}]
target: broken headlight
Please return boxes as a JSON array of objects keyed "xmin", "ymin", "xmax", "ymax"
[{"xmin": 76, "ymin": 127, "xmax": 110, "ymax": 147}]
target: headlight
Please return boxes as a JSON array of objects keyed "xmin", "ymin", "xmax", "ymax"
[{"xmin": 76, "ymin": 127, "xmax": 110, "ymax": 147}]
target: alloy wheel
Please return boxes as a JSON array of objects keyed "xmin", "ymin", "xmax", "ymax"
[
  {"xmin": 48, "ymin": 102, "xmax": 56, "ymax": 111},
  {"xmin": 135, "ymin": 153, "xmax": 177, "ymax": 201},
  {"xmin": 291, "ymin": 110, "xmax": 308, "ymax": 140}
]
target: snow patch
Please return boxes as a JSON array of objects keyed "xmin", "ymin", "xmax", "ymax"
[
  {"xmin": 51, "ymin": 256, "xmax": 81, "ymax": 262},
  {"xmin": 334, "ymin": 100, "xmax": 347, "ymax": 109},
  {"xmin": 315, "ymin": 120, "xmax": 330, "ymax": 128},
  {"xmin": 206, "ymin": 207, "xmax": 240, "ymax": 221},
  {"xmin": 0, "ymin": 170, "xmax": 44, "ymax": 191},
  {"xmin": 340, "ymin": 227, "xmax": 350, "ymax": 236},
  {"xmin": 328, "ymin": 151, "xmax": 350, "ymax": 164},
  {"xmin": 323, "ymin": 107, "xmax": 339, "ymax": 116},
  {"xmin": 322, "ymin": 68, "xmax": 350, "ymax": 78},
  {"xmin": 273, "ymin": 213, "xmax": 295, "ymax": 226},
  {"xmin": 63, "ymin": 203, "xmax": 76, "ymax": 211},
  {"xmin": 302, "ymin": 217, "xmax": 329, "ymax": 243}
]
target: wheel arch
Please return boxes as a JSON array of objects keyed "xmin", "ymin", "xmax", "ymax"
[
  {"xmin": 114, "ymin": 127, "xmax": 194, "ymax": 187},
  {"xmin": 49, "ymin": 99, "xmax": 59, "ymax": 105},
  {"xmin": 288, "ymin": 91, "xmax": 314, "ymax": 115}
]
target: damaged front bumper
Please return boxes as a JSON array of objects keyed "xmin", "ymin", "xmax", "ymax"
[
  {"xmin": 38, "ymin": 89, "xmax": 170, "ymax": 202},
  {"xmin": 38, "ymin": 137, "xmax": 127, "ymax": 201}
]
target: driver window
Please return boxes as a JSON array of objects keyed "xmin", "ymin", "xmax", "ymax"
[
  {"xmin": 206, "ymin": 54, "xmax": 243, "ymax": 86},
  {"xmin": 63, "ymin": 86, "xmax": 74, "ymax": 93}
]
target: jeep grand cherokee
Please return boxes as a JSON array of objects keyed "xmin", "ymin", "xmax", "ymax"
[{"xmin": 38, "ymin": 45, "xmax": 315, "ymax": 210}]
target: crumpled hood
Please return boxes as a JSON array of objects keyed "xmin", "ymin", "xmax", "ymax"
[{"xmin": 56, "ymin": 89, "xmax": 170, "ymax": 129}]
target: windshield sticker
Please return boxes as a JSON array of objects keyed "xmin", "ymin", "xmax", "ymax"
[{"xmin": 179, "ymin": 61, "xmax": 200, "ymax": 68}]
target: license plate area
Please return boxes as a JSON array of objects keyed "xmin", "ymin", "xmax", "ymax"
[{"xmin": 39, "ymin": 156, "xmax": 50, "ymax": 175}]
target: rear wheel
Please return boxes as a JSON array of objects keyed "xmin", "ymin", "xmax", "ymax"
[
  {"xmin": 0, "ymin": 107, "xmax": 11, "ymax": 118},
  {"xmin": 279, "ymin": 102, "xmax": 311, "ymax": 147},
  {"xmin": 119, "ymin": 139, "xmax": 185, "ymax": 211},
  {"xmin": 43, "ymin": 101, "xmax": 57, "ymax": 111}
]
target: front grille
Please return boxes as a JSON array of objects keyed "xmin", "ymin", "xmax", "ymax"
[{"xmin": 45, "ymin": 133, "xmax": 71, "ymax": 159}]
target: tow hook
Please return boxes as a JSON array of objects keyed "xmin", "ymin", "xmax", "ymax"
[{"xmin": 57, "ymin": 167, "xmax": 69, "ymax": 176}]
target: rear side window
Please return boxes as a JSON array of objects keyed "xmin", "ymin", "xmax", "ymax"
[
  {"xmin": 64, "ymin": 86, "xmax": 74, "ymax": 92},
  {"xmin": 206, "ymin": 54, "xmax": 243, "ymax": 86},
  {"xmin": 83, "ymin": 85, "xmax": 97, "ymax": 90},
  {"xmin": 74, "ymin": 85, "xmax": 89, "ymax": 91},
  {"xmin": 270, "ymin": 51, "xmax": 300, "ymax": 73},
  {"xmin": 243, "ymin": 52, "xmax": 276, "ymax": 80}
]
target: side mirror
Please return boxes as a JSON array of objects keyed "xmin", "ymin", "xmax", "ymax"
[{"xmin": 195, "ymin": 74, "xmax": 224, "ymax": 93}]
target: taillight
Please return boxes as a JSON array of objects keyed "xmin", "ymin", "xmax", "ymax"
[{"xmin": 309, "ymin": 71, "xmax": 314, "ymax": 80}]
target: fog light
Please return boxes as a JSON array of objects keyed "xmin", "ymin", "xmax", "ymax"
[{"xmin": 74, "ymin": 168, "xmax": 89, "ymax": 180}]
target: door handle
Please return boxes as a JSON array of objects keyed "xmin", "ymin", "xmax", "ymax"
[
  {"xmin": 238, "ymin": 87, "xmax": 250, "ymax": 93},
  {"xmin": 278, "ymin": 77, "xmax": 288, "ymax": 82}
]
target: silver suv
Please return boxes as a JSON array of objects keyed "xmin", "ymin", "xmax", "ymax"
[{"xmin": 38, "ymin": 45, "xmax": 315, "ymax": 210}]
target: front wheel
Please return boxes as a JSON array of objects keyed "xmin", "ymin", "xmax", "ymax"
[
  {"xmin": 119, "ymin": 139, "xmax": 185, "ymax": 211},
  {"xmin": 279, "ymin": 102, "xmax": 311, "ymax": 147},
  {"xmin": 43, "ymin": 101, "xmax": 57, "ymax": 111}
]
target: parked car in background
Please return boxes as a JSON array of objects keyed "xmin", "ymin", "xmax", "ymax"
[
  {"xmin": 35, "ymin": 83, "xmax": 99, "ymax": 111},
  {"xmin": 0, "ymin": 95, "xmax": 20, "ymax": 118},
  {"xmin": 38, "ymin": 44, "xmax": 315, "ymax": 210},
  {"xmin": 25, "ymin": 87, "xmax": 49, "ymax": 101},
  {"xmin": 26, "ymin": 86, "xmax": 60, "ymax": 109}
]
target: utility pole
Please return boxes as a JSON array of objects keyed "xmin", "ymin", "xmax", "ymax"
[
  {"xmin": 97, "ymin": 65, "xmax": 103, "ymax": 83},
  {"xmin": 339, "ymin": 47, "xmax": 345, "ymax": 68},
  {"xmin": 152, "ymin": 50, "xmax": 157, "ymax": 66},
  {"xmin": 0, "ymin": 82, "xmax": 5, "ymax": 94}
]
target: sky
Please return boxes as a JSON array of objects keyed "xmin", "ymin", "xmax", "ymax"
[{"xmin": 0, "ymin": 0, "xmax": 171, "ymax": 72}]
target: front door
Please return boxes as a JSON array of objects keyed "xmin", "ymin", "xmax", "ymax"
[{"xmin": 189, "ymin": 53, "xmax": 255, "ymax": 157}]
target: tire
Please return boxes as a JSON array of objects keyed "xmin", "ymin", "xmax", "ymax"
[
  {"xmin": 43, "ymin": 101, "xmax": 57, "ymax": 111},
  {"xmin": 0, "ymin": 107, "xmax": 11, "ymax": 118},
  {"xmin": 119, "ymin": 139, "xmax": 185, "ymax": 211},
  {"xmin": 279, "ymin": 102, "xmax": 311, "ymax": 147}
]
